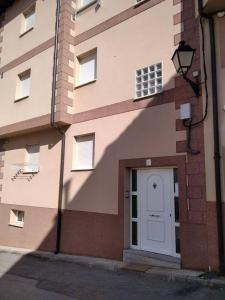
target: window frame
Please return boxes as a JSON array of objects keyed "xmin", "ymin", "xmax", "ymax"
[
  {"xmin": 75, "ymin": 49, "xmax": 97, "ymax": 88},
  {"xmin": 9, "ymin": 210, "xmax": 25, "ymax": 228},
  {"xmin": 23, "ymin": 144, "xmax": 40, "ymax": 174},
  {"xmin": 80, "ymin": 0, "xmax": 94, "ymax": 7},
  {"xmin": 15, "ymin": 69, "xmax": 31, "ymax": 102},
  {"xmin": 72, "ymin": 133, "xmax": 95, "ymax": 171},
  {"xmin": 20, "ymin": 4, "xmax": 36, "ymax": 37},
  {"xmin": 77, "ymin": 0, "xmax": 98, "ymax": 13}
]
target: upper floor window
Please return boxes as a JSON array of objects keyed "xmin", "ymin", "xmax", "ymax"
[
  {"xmin": 21, "ymin": 4, "xmax": 36, "ymax": 36},
  {"xmin": 73, "ymin": 134, "xmax": 95, "ymax": 170},
  {"xmin": 76, "ymin": 50, "xmax": 97, "ymax": 86},
  {"xmin": 15, "ymin": 69, "xmax": 31, "ymax": 101},
  {"xmin": 135, "ymin": 62, "xmax": 163, "ymax": 99},
  {"xmin": 23, "ymin": 145, "xmax": 40, "ymax": 173},
  {"xmin": 76, "ymin": 0, "xmax": 100, "ymax": 15},
  {"xmin": 80, "ymin": 0, "xmax": 93, "ymax": 7}
]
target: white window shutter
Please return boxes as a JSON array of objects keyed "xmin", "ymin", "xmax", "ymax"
[
  {"xmin": 75, "ymin": 135, "xmax": 94, "ymax": 170},
  {"xmin": 24, "ymin": 145, "xmax": 40, "ymax": 173},
  {"xmin": 80, "ymin": 0, "xmax": 92, "ymax": 6},
  {"xmin": 26, "ymin": 10, "xmax": 35, "ymax": 30},
  {"xmin": 79, "ymin": 52, "xmax": 96, "ymax": 85},
  {"xmin": 20, "ymin": 74, "xmax": 31, "ymax": 98}
]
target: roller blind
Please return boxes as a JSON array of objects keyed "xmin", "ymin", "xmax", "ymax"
[
  {"xmin": 80, "ymin": 0, "xmax": 93, "ymax": 6},
  {"xmin": 24, "ymin": 145, "xmax": 40, "ymax": 173},
  {"xmin": 74, "ymin": 135, "xmax": 94, "ymax": 170},
  {"xmin": 18, "ymin": 70, "xmax": 31, "ymax": 98},
  {"xmin": 78, "ymin": 52, "xmax": 96, "ymax": 85},
  {"xmin": 24, "ymin": 7, "xmax": 35, "ymax": 31}
]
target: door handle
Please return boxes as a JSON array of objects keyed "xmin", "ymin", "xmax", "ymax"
[{"xmin": 149, "ymin": 214, "xmax": 160, "ymax": 218}]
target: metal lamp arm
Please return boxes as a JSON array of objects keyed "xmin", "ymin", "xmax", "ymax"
[{"xmin": 183, "ymin": 74, "xmax": 200, "ymax": 97}]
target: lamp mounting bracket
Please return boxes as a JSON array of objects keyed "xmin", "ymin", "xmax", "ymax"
[{"xmin": 183, "ymin": 75, "xmax": 200, "ymax": 97}]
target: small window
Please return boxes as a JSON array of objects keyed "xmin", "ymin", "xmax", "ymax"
[
  {"xmin": 135, "ymin": 62, "xmax": 163, "ymax": 99},
  {"xmin": 9, "ymin": 210, "xmax": 25, "ymax": 228},
  {"xmin": 21, "ymin": 4, "xmax": 36, "ymax": 34},
  {"xmin": 23, "ymin": 145, "xmax": 40, "ymax": 173},
  {"xmin": 135, "ymin": 0, "xmax": 145, "ymax": 3},
  {"xmin": 77, "ymin": 50, "xmax": 97, "ymax": 86},
  {"xmin": 15, "ymin": 69, "xmax": 31, "ymax": 101},
  {"xmin": 73, "ymin": 134, "xmax": 95, "ymax": 170},
  {"xmin": 80, "ymin": 0, "xmax": 93, "ymax": 7}
]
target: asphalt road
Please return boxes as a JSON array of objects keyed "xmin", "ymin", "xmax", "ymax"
[{"xmin": 0, "ymin": 252, "xmax": 225, "ymax": 300}]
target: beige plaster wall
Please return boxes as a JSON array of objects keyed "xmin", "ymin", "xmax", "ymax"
[
  {"xmin": 63, "ymin": 103, "xmax": 185, "ymax": 214},
  {"xmin": 1, "ymin": 129, "xmax": 61, "ymax": 208},
  {"xmin": 202, "ymin": 18, "xmax": 216, "ymax": 203},
  {"xmin": 203, "ymin": 16, "xmax": 225, "ymax": 203},
  {"xmin": 1, "ymin": 0, "xmax": 56, "ymax": 66},
  {"xmin": 75, "ymin": 0, "xmax": 135, "ymax": 36},
  {"xmin": 73, "ymin": 0, "xmax": 179, "ymax": 113},
  {"xmin": 0, "ymin": 47, "xmax": 54, "ymax": 127}
]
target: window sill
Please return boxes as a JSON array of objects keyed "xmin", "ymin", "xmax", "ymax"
[
  {"xmin": 71, "ymin": 168, "xmax": 94, "ymax": 172},
  {"xmin": 77, "ymin": 0, "xmax": 98, "ymax": 14},
  {"xmin": 19, "ymin": 26, "xmax": 34, "ymax": 38},
  {"xmin": 9, "ymin": 223, "xmax": 24, "ymax": 228},
  {"xmin": 22, "ymin": 170, "xmax": 39, "ymax": 174},
  {"xmin": 133, "ymin": 90, "xmax": 163, "ymax": 102},
  {"xmin": 14, "ymin": 96, "xmax": 29, "ymax": 103},
  {"xmin": 74, "ymin": 79, "xmax": 96, "ymax": 89}
]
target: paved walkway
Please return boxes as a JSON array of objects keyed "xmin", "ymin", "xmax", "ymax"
[{"xmin": 0, "ymin": 252, "xmax": 225, "ymax": 300}]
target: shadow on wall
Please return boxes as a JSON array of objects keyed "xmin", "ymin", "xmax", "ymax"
[{"xmin": 0, "ymin": 73, "xmax": 181, "ymax": 261}]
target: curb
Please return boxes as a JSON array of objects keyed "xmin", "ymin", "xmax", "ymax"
[
  {"xmin": 145, "ymin": 267, "xmax": 225, "ymax": 289},
  {"xmin": 0, "ymin": 246, "xmax": 123, "ymax": 272}
]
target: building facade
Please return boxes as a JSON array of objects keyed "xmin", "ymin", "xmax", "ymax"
[{"xmin": 0, "ymin": 0, "xmax": 224, "ymax": 272}]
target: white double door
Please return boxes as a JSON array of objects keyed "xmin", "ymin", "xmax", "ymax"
[{"xmin": 137, "ymin": 169, "xmax": 175, "ymax": 256}]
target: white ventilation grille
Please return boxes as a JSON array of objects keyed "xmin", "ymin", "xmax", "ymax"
[{"xmin": 135, "ymin": 62, "xmax": 163, "ymax": 99}]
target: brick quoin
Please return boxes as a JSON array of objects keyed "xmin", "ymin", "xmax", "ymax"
[{"xmin": 173, "ymin": 0, "xmax": 218, "ymax": 271}]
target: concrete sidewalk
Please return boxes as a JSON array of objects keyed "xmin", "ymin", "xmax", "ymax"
[
  {"xmin": 0, "ymin": 249, "xmax": 225, "ymax": 300},
  {"xmin": 0, "ymin": 245, "xmax": 225, "ymax": 289}
]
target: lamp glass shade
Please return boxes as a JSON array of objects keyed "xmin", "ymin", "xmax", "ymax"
[{"xmin": 172, "ymin": 41, "xmax": 195, "ymax": 75}]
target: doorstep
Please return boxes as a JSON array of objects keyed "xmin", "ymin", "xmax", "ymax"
[{"xmin": 123, "ymin": 249, "xmax": 181, "ymax": 269}]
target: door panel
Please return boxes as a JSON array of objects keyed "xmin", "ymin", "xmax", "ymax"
[{"xmin": 139, "ymin": 169, "xmax": 173, "ymax": 255}]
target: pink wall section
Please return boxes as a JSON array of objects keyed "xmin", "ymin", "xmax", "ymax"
[
  {"xmin": 1, "ymin": 129, "xmax": 61, "ymax": 209},
  {"xmin": 63, "ymin": 103, "xmax": 185, "ymax": 214}
]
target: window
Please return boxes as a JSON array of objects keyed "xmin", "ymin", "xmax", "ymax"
[
  {"xmin": 76, "ymin": 0, "xmax": 99, "ymax": 15},
  {"xmin": 77, "ymin": 50, "xmax": 97, "ymax": 86},
  {"xmin": 23, "ymin": 145, "xmax": 40, "ymax": 173},
  {"xmin": 9, "ymin": 210, "xmax": 25, "ymax": 228},
  {"xmin": 135, "ymin": 62, "xmax": 163, "ymax": 99},
  {"xmin": 80, "ymin": 0, "xmax": 93, "ymax": 6},
  {"xmin": 21, "ymin": 4, "xmax": 36, "ymax": 34},
  {"xmin": 173, "ymin": 169, "xmax": 180, "ymax": 255},
  {"xmin": 130, "ymin": 169, "xmax": 139, "ymax": 248},
  {"xmin": 136, "ymin": 0, "xmax": 145, "ymax": 3},
  {"xmin": 73, "ymin": 134, "xmax": 95, "ymax": 170},
  {"xmin": 15, "ymin": 69, "xmax": 31, "ymax": 101}
]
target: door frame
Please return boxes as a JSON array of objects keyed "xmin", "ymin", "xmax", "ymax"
[{"xmin": 129, "ymin": 167, "xmax": 180, "ymax": 258}]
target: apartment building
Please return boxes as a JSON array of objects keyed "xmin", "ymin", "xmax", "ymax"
[{"xmin": 0, "ymin": 0, "xmax": 224, "ymax": 272}]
